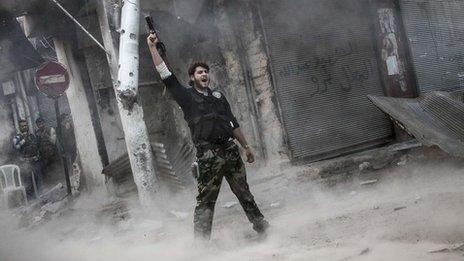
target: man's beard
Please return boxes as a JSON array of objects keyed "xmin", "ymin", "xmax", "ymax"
[{"xmin": 195, "ymin": 79, "xmax": 209, "ymax": 89}]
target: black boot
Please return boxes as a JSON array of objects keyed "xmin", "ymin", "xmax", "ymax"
[{"xmin": 252, "ymin": 219, "xmax": 270, "ymax": 234}]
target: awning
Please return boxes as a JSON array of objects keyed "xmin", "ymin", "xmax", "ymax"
[
  {"xmin": 0, "ymin": 11, "xmax": 43, "ymax": 81},
  {"xmin": 368, "ymin": 92, "xmax": 464, "ymax": 157}
]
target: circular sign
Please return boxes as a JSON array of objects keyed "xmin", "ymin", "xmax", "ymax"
[{"xmin": 35, "ymin": 61, "xmax": 70, "ymax": 98}]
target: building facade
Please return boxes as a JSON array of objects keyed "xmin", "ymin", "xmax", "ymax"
[{"xmin": 1, "ymin": 0, "xmax": 464, "ymax": 194}]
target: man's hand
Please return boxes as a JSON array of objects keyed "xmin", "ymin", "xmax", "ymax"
[
  {"xmin": 245, "ymin": 147, "xmax": 255, "ymax": 163},
  {"xmin": 147, "ymin": 32, "xmax": 165, "ymax": 67},
  {"xmin": 146, "ymin": 33, "xmax": 159, "ymax": 50}
]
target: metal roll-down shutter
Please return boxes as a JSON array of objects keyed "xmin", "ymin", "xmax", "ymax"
[
  {"xmin": 399, "ymin": 0, "xmax": 464, "ymax": 93},
  {"xmin": 259, "ymin": 0, "xmax": 392, "ymax": 160}
]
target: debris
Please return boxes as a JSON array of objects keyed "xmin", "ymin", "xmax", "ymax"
[
  {"xmin": 428, "ymin": 247, "xmax": 450, "ymax": 254},
  {"xmin": 138, "ymin": 220, "xmax": 163, "ymax": 231},
  {"xmin": 41, "ymin": 200, "xmax": 67, "ymax": 214},
  {"xmin": 397, "ymin": 155, "xmax": 408, "ymax": 166},
  {"xmin": 296, "ymin": 166, "xmax": 321, "ymax": 181},
  {"xmin": 428, "ymin": 243, "xmax": 464, "ymax": 253},
  {"xmin": 31, "ymin": 209, "xmax": 49, "ymax": 225},
  {"xmin": 223, "ymin": 201, "xmax": 239, "ymax": 208},
  {"xmin": 169, "ymin": 210, "xmax": 189, "ymax": 220},
  {"xmin": 40, "ymin": 183, "xmax": 68, "ymax": 204},
  {"xmin": 414, "ymin": 196, "xmax": 422, "ymax": 204},
  {"xmin": 98, "ymin": 200, "xmax": 130, "ymax": 223},
  {"xmin": 397, "ymin": 159, "xmax": 407, "ymax": 166},
  {"xmin": 393, "ymin": 206, "xmax": 407, "ymax": 211},
  {"xmin": 90, "ymin": 236, "xmax": 103, "ymax": 243},
  {"xmin": 360, "ymin": 179, "xmax": 378, "ymax": 186},
  {"xmin": 373, "ymin": 205, "xmax": 380, "ymax": 210},
  {"xmin": 358, "ymin": 162, "xmax": 371, "ymax": 171},
  {"xmin": 359, "ymin": 248, "xmax": 370, "ymax": 255},
  {"xmin": 368, "ymin": 92, "xmax": 464, "ymax": 158},
  {"xmin": 270, "ymin": 202, "xmax": 281, "ymax": 208},
  {"xmin": 349, "ymin": 191, "xmax": 358, "ymax": 196}
]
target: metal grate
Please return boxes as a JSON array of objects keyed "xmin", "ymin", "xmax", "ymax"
[
  {"xmin": 369, "ymin": 92, "xmax": 464, "ymax": 156},
  {"xmin": 399, "ymin": 0, "xmax": 464, "ymax": 93},
  {"xmin": 259, "ymin": 0, "xmax": 392, "ymax": 160}
]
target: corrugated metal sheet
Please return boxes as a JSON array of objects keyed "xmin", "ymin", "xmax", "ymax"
[
  {"xmin": 259, "ymin": 0, "xmax": 392, "ymax": 160},
  {"xmin": 369, "ymin": 92, "xmax": 464, "ymax": 157},
  {"xmin": 102, "ymin": 141, "xmax": 195, "ymax": 193},
  {"xmin": 399, "ymin": 0, "xmax": 464, "ymax": 93}
]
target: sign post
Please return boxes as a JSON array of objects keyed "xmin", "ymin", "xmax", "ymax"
[{"xmin": 35, "ymin": 61, "xmax": 72, "ymax": 195}]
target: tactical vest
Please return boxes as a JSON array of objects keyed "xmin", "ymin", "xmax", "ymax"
[
  {"xmin": 186, "ymin": 89, "xmax": 235, "ymax": 144},
  {"xmin": 19, "ymin": 133, "xmax": 40, "ymax": 158}
]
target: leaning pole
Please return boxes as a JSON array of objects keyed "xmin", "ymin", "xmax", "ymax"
[{"xmin": 116, "ymin": 0, "xmax": 159, "ymax": 206}]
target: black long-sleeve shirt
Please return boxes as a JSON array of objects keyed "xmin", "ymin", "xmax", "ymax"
[{"xmin": 162, "ymin": 74, "xmax": 239, "ymax": 142}]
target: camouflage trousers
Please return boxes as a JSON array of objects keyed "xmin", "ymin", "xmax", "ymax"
[{"xmin": 193, "ymin": 142, "xmax": 265, "ymax": 239}]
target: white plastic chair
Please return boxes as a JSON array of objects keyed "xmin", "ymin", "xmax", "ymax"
[{"xmin": 0, "ymin": 164, "xmax": 27, "ymax": 206}]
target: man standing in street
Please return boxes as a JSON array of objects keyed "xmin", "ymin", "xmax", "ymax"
[
  {"xmin": 147, "ymin": 33, "xmax": 269, "ymax": 240},
  {"xmin": 35, "ymin": 117, "xmax": 57, "ymax": 167},
  {"xmin": 13, "ymin": 119, "xmax": 43, "ymax": 198}
]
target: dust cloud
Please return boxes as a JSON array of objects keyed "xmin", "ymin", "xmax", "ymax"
[{"xmin": 0, "ymin": 148, "xmax": 463, "ymax": 260}]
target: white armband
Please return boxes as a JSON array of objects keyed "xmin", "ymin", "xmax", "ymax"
[{"xmin": 155, "ymin": 62, "xmax": 172, "ymax": 80}]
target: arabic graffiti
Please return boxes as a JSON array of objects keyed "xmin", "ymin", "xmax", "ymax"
[
  {"xmin": 277, "ymin": 42, "xmax": 373, "ymax": 98},
  {"xmin": 278, "ymin": 42, "xmax": 357, "ymax": 78},
  {"xmin": 307, "ymin": 60, "xmax": 372, "ymax": 98}
]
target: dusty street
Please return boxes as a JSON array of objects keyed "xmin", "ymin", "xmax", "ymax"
[
  {"xmin": 2, "ymin": 1, "xmax": 464, "ymax": 260},
  {"xmin": 1, "ymin": 148, "xmax": 463, "ymax": 261}
]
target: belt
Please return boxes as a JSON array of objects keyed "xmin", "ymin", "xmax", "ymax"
[{"xmin": 195, "ymin": 139, "xmax": 235, "ymax": 153}]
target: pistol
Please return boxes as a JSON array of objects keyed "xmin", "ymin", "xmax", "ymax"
[{"xmin": 145, "ymin": 15, "xmax": 166, "ymax": 56}]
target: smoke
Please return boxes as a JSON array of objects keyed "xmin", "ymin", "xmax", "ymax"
[{"xmin": 1, "ymin": 149, "xmax": 463, "ymax": 261}]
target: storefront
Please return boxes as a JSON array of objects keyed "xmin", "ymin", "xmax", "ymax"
[{"xmin": 258, "ymin": 0, "xmax": 393, "ymax": 161}]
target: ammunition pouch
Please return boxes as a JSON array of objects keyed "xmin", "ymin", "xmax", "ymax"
[{"xmin": 191, "ymin": 113, "xmax": 234, "ymax": 144}]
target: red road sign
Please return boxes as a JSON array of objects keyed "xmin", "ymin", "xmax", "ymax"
[{"xmin": 35, "ymin": 61, "xmax": 70, "ymax": 98}]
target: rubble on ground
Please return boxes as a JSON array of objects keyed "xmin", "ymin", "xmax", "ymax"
[
  {"xmin": 297, "ymin": 141, "xmax": 422, "ymax": 184},
  {"xmin": 222, "ymin": 201, "xmax": 239, "ymax": 208},
  {"xmin": 16, "ymin": 183, "xmax": 71, "ymax": 227},
  {"xmin": 428, "ymin": 243, "xmax": 464, "ymax": 254}
]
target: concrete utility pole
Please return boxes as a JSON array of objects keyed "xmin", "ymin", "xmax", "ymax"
[{"xmin": 99, "ymin": 0, "xmax": 159, "ymax": 206}]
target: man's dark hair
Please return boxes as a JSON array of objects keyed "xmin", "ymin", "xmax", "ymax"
[
  {"xmin": 188, "ymin": 61, "xmax": 210, "ymax": 76},
  {"xmin": 188, "ymin": 61, "xmax": 209, "ymax": 87},
  {"xmin": 35, "ymin": 117, "xmax": 44, "ymax": 124},
  {"xmin": 19, "ymin": 119, "xmax": 27, "ymax": 124}
]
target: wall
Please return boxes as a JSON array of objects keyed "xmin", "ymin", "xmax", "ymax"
[
  {"xmin": 213, "ymin": 0, "xmax": 287, "ymax": 165},
  {"xmin": 77, "ymin": 13, "xmax": 127, "ymax": 163},
  {"xmin": 54, "ymin": 38, "xmax": 105, "ymax": 187}
]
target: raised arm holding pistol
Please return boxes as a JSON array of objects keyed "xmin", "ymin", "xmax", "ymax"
[{"xmin": 146, "ymin": 26, "xmax": 269, "ymax": 240}]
